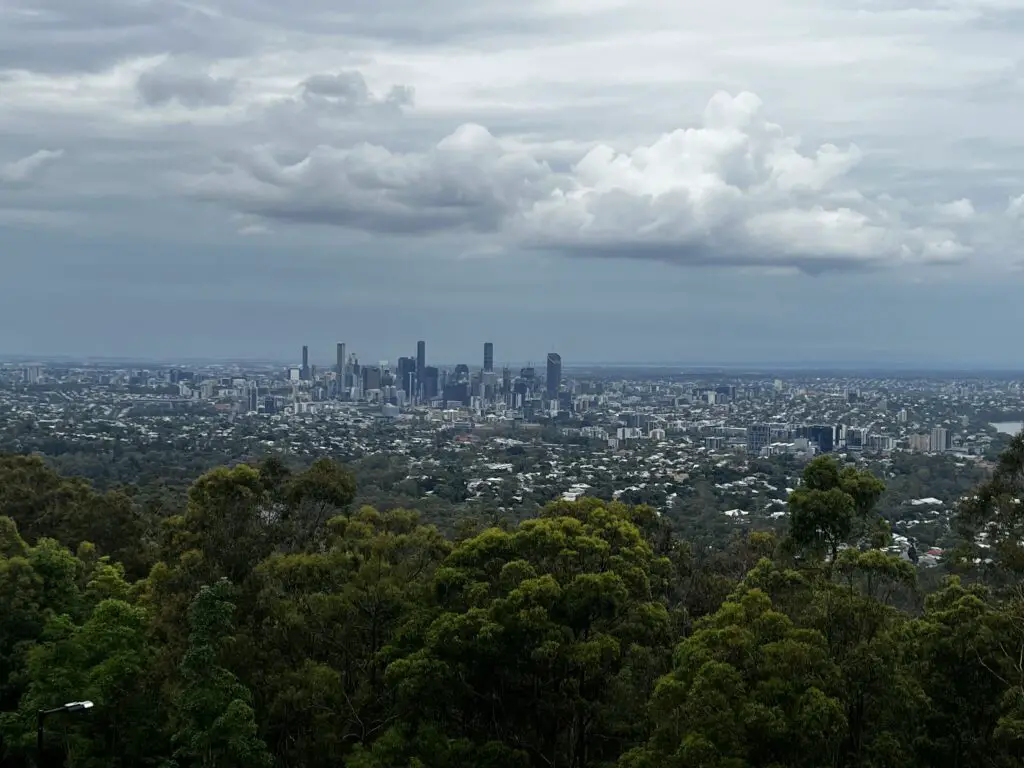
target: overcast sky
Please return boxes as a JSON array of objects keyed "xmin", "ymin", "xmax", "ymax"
[{"xmin": 2, "ymin": 0, "xmax": 1024, "ymax": 366}]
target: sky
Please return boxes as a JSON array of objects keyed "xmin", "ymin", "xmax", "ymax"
[{"xmin": 2, "ymin": 0, "xmax": 1024, "ymax": 367}]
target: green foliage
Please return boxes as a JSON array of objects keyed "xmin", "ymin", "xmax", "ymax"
[
  {"xmin": 1, "ymin": 448, "xmax": 1024, "ymax": 768},
  {"xmin": 170, "ymin": 580, "xmax": 272, "ymax": 768},
  {"xmin": 957, "ymin": 432, "xmax": 1024, "ymax": 581},
  {"xmin": 377, "ymin": 498, "xmax": 675, "ymax": 767},
  {"xmin": 249, "ymin": 506, "xmax": 450, "ymax": 768},
  {"xmin": 627, "ymin": 587, "xmax": 846, "ymax": 768},
  {"xmin": 0, "ymin": 454, "xmax": 154, "ymax": 578},
  {"xmin": 787, "ymin": 456, "xmax": 888, "ymax": 561}
]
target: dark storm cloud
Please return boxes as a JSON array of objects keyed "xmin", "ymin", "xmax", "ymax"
[
  {"xmin": 185, "ymin": 124, "xmax": 554, "ymax": 234},
  {"xmin": 547, "ymin": 240, "xmax": 886, "ymax": 275},
  {"xmin": 300, "ymin": 72, "xmax": 415, "ymax": 111},
  {"xmin": 302, "ymin": 73, "xmax": 372, "ymax": 103},
  {"xmin": 0, "ymin": 0, "xmax": 250, "ymax": 73},
  {"xmin": 0, "ymin": 0, "xmax": 591, "ymax": 77},
  {"xmin": 136, "ymin": 63, "xmax": 237, "ymax": 108}
]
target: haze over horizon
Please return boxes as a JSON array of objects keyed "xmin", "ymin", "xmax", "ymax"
[
  {"xmin": 3, "ymin": 0, "xmax": 1024, "ymax": 364},
  {"xmin": 6, "ymin": 350, "xmax": 1024, "ymax": 374}
]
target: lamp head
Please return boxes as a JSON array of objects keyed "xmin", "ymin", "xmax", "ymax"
[{"xmin": 63, "ymin": 701, "xmax": 94, "ymax": 712}]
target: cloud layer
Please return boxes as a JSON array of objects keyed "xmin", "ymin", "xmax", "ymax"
[
  {"xmin": 0, "ymin": 149, "xmax": 63, "ymax": 185},
  {"xmin": 2, "ymin": 0, "xmax": 1024, "ymax": 274},
  {"xmin": 190, "ymin": 91, "xmax": 993, "ymax": 272}
]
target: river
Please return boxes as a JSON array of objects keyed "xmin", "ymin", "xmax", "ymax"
[{"xmin": 991, "ymin": 421, "xmax": 1024, "ymax": 435}]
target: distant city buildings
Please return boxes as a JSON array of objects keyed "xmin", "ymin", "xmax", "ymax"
[
  {"xmin": 263, "ymin": 341, "xmax": 577, "ymax": 418},
  {"xmin": 908, "ymin": 433, "xmax": 930, "ymax": 452},
  {"xmin": 930, "ymin": 427, "xmax": 951, "ymax": 453},
  {"xmin": 6, "ymin": 345, "xmax": 1009, "ymax": 472},
  {"xmin": 8, "ymin": 358, "xmax": 1014, "ymax": 578},
  {"xmin": 416, "ymin": 340, "xmax": 426, "ymax": 398},
  {"xmin": 546, "ymin": 352, "xmax": 561, "ymax": 400},
  {"xmin": 747, "ymin": 424, "xmax": 771, "ymax": 455}
]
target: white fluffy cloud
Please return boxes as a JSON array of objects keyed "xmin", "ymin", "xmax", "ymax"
[
  {"xmin": 935, "ymin": 199, "xmax": 976, "ymax": 222},
  {"xmin": 189, "ymin": 91, "xmax": 985, "ymax": 272}
]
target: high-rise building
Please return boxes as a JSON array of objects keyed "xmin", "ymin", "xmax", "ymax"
[
  {"xmin": 421, "ymin": 366, "xmax": 439, "ymax": 399},
  {"xmin": 909, "ymin": 433, "xmax": 931, "ymax": 452},
  {"xmin": 301, "ymin": 345, "xmax": 310, "ymax": 380},
  {"xmin": 335, "ymin": 343, "xmax": 347, "ymax": 397},
  {"xmin": 546, "ymin": 352, "xmax": 562, "ymax": 399},
  {"xmin": 846, "ymin": 427, "xmax": 866, "ymax": 449},
  {"xmin": 483, "ymin": 342, "xmax": 494, "ymax": 373},
  {"xmin": 336, "ymin": 343, "xmax": 346, "ymax": 375},
  {"xmin": 363, "ymin": 366, "xmax": 382, "ymax": 392},
  {"xmin": 397, "ymin": 356, "xmax": 416, "ymax": 396},
  {"xmin": 444, "ymin": 381, "xmax": 470, "ymax": 407},
  {"xmin": 809, "ymin": 425, "xmax": 834, "ymax": 453},
  {"xmin": 797, "ymin": 425, "xmax": 834, "ymax": 453},
  {"xmin": 930, "ymin": 427, "xmax": 951, "ymax": 453},
  {"xmin": 415, "ymin": 340, "xmax": 426, "ymax": 399},
  {"xmin": 747, "ymin": 424, "xmax": 771, "ymax": 455}
]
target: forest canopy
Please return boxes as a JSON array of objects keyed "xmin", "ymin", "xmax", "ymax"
[{"xmin": 1, "ymin": 440, "xmax": 1024, "ymax": 768}]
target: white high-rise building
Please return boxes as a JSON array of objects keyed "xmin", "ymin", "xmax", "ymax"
[{"xmin": 930, "ymin": 427, "xmax": 950, "ymax": 453}]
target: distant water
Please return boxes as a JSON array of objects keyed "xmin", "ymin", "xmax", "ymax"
[{"xmin": 991, "ymin": 421, "xmax": 1024, "ymax": 435}]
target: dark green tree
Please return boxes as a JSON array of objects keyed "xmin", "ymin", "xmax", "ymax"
[
  {"xmin": 170, "ymin": 579, "xmax": 272, "ymax": 768},
  {"xmin": 622, "ymin": 586, "xmax": 846, "ymax": 768},
  {"xmin": 787, "ymin": 457, "xmax": 887, "ymax": 562},
  {"xmin": 371, "ymin": 498, "xmax": 676, "ymax": 768}
]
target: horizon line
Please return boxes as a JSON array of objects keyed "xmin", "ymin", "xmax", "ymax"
[{"xmin": 3, "ymin": 353, "xmax": 1024, "ymax": 374}]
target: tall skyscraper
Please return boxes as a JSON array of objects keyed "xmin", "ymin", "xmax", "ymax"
[
  {"xmin": 301, "ymin": 345, "xmax": 310, "ymax": 380},
  {"xmin": 416, "ymin": 340, "xmax": 426, "ymax": 399},
  {"xmin": 335, "ymin": 342, "xmax": 347, "ymax": 398},
  {"xmin": 546, "ymin": 352, "xmax": 561, "ymax": 399},
  {"xmin": 483, "ymin": 342, "xmax": 494, "ymax": 373}
]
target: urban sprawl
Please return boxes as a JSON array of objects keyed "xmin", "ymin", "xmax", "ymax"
[{"xmin": 5, "ymin": 341, "xmax": 1024, "ymax": 570}]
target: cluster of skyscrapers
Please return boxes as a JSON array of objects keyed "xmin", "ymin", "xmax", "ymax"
[{"xmin": 291, "ymin": 341, "xmax": 564, "ymax": 411}]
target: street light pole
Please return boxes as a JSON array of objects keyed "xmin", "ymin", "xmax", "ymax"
[{"xmin": 36, "ymin": 701, "xmax": 93, "ymax": 767}]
